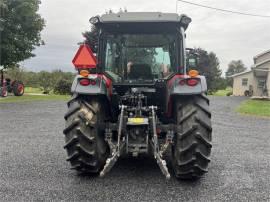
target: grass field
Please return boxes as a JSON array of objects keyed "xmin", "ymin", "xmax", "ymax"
[
  {"xmin": 0, "ymin": 86, "xmax": 70, "ymax": 103},
  {"xmin": 0, "ymin": 94, "xmax": 70, "ymax": 103},
  {"xmin": 237, "ymin": 99, "xmax": 270, "ymax": 117},
  {"xmin": 24, "ymin": 87, "xmax": 44, "ymax": 94}
]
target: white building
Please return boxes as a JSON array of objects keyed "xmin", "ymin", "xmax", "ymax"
[{"xmin": 231, "ymin": 50, "xmax": 270, "ymax": 97}]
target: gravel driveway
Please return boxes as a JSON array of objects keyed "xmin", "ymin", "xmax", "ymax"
[{"xmin": 0, "ymin": 96, "xmax": 269, "ymax": 201}]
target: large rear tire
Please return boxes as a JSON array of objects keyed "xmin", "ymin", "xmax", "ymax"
[
  {"xmin": 13, "ymin": 81, "xmax": 24, "ymax": 96},
  {"xmin": 63, "ymin": 96, "xmax": 109, "ymax": 174},
  {"xmin": 172, "ymin": 94, "xmax": 212, "ymax": 180},
  {"xmin": 0, "ymin": 86, "xmax": 8, "ymax": 97}
]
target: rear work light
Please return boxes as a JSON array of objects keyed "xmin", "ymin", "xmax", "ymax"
[{"xmin": 187, "ymin": 79, "xmax": 198, "ymax": 86}]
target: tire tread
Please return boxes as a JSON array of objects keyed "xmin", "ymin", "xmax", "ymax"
[
  {"xmin": 63, "ymin": 97, "xmax": 108, "ymax": 174},
  {"xmin": 173, "ymin": 94, "xmax": 212, "ymax": 180}
]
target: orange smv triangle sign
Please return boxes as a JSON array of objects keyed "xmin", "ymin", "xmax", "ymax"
[{"xmin": 72, "ymin": 44, "xmax": 97, "ymax": 68}]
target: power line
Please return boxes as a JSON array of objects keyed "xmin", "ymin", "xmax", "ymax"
[{"xmin": 177, "ymin": 0, "xmax": 270, "ymax": 18}]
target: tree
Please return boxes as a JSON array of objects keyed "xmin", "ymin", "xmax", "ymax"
[
  {"xmin": 192, "ymin": 48, "xmax": 223, "ymax": 93},
  {"xmin": 37, "ymin": 71, "xmax": 54, "ymax": 94},
  {"xmin": 0, "ymin": 0, "xmax": 45, "ymax": 68},
  {"xmin": 6, "ymin": 65, "xmax": 25, "ymax": 81},
  {"xmin": 225, "ymin": 60, "xmax": 247, "ymax": 86},
  {"xmin": 226, "ymin": 60, "xmax": 247, "ymax": 76},
  {"xmin": 82, "ymin": 25, "xmax": 98, "ymax": 53}
]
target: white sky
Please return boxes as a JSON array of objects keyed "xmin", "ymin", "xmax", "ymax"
[{"xmin": 23, "ymin": 0, "xmax": 270, "ymax": 75}]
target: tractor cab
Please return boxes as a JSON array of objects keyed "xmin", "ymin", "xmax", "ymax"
[
  {"xmin": 103, "ymin": 34, "xmax": 176, "ymax": 83},
  {"xmin": 93, "ymin": 12, "xmax": 191, "ymax": 85}
]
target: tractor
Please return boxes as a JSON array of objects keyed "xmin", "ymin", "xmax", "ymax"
[
  {"xmin": 63, "ymin": 12, "xmax": 212, "ymax": 180},
  {"xmin": 0, "ymin": 67, "xmax": 25, "ymax": 97}
]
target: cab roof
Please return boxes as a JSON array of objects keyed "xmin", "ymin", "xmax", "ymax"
[
  {"xmin": 100, "ymin": 12, "xmax": 181, "ymax": 23},
  {"xmin": 92, "ymin": 12, "xmax": 191, "ymax": 31}
]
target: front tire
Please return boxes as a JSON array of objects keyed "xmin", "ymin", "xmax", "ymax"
[
  {"xmin": 172, "ymin": 94, "xmax": 212, "ymax": 180},
  {"xmin": 63, "ymin": 97, "xmax": 109, "ymax": 174}
]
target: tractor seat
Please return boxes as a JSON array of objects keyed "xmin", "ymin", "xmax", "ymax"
[{"xmin": 128, "ymin": 64, "xmax": 153, "ymax": 80}]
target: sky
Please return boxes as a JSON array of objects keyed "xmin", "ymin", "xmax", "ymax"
[{"xmin": 22, "ymin": 0, "xmax": 270, "ymax": 74}]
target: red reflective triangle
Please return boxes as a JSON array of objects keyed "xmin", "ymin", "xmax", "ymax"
[{"xmin": 72, "ymin": 44, "xmax": 97, "ymax": 68}]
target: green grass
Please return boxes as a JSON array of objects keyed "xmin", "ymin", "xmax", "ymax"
[
  {"xmin": 0, "ymin": 94, "xmax": 70, "ymax": 103},
  {"xmin": 237, "ymin": 100, "xmax": 270, "ymax": 117},
  {"xmin": 213, "ymin": 87, "xmax": 232, "ymax": 96},
  {"xmin": 24, "ymin": 87, "xmax": 43, "ymax": 94}
]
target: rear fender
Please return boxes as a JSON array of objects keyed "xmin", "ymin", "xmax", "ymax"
[
  {"xmin": 71, "ymin": 74, "xmax": 112, "ymax": 99},
  {"xmin": 167, "ymin": 75, "xmax": 207, "ymax": 95},
  {"xmin": 165, "ymin": 75, "xmax": 207, "ymax": 116}
]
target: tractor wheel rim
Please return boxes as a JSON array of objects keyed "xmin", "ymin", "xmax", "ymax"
[
  {"xmin": 18, "ymin": 84, "xmax": 24, "ymax": 94},
  {"xmin": 1, "ymin": 88, "xmax": 7, "ymax": 97}
]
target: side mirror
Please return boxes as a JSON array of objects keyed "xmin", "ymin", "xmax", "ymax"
[
  {"xmin": 186, "ymin": 48, "xmax": 199, "ymax": 69},
  {"xmin": 187, "ymin": 57, "xmax": 197, "ymax": 68}
]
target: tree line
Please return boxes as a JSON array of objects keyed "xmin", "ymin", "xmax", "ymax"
[{"xmin": 6, "ymin": 67, "xmax": 74, "ymax": 95}]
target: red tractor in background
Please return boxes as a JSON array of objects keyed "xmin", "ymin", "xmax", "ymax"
[{"xmin": 0, "ymin": 67, "xmax": 25, "ymax": 97}]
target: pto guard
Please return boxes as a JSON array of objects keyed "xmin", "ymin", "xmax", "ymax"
[
  {"xmin": 170, "ymin": 75, "xmax": 207, "ymax": 95},
  {"xmin": 71, "ymin": 74, "xmax": 111, "ymax": 98}
]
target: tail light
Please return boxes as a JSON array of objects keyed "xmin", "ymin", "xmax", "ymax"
[
  {"xmin": 187, "ymin": 79, "xmax": 198, "ymax": 86},
  {"xmin": 179, "ymin": 78, "xmax": 199, "ymax": 86},
  {"xmin": 179, "ymin": 79, "xmax": 186, "ymax": 86},
  {"xmin": 79, "ymin": 78, "xmax": 97, "ymax": 86},
  {"xmin": 90, "ymin": 80, "xmax": 96, "ymax": 85},
  {"xmin": 79, "ymin": 79, "xmax": 90, "ymax": 86}
]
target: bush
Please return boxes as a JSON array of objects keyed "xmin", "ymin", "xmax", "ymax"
[
  {"xmin": 53, "ymin": 79, "xmax": 72, "ymax": 95},
  {"xmin": 226, "ymin": 91, "xmax": 233, "ymax": 96},
  {"xmin": 207, "ymin": 90, "xmax": 214, "ymax": 95}
]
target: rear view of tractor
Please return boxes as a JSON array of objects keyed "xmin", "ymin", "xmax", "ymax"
[
  {"xmin": 0, "ymin": 68, "xmax": 24, "ymax": 97},
  {"xmin": 63, "ymin": 12, "xmax": 212, "ymax": 180}
]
